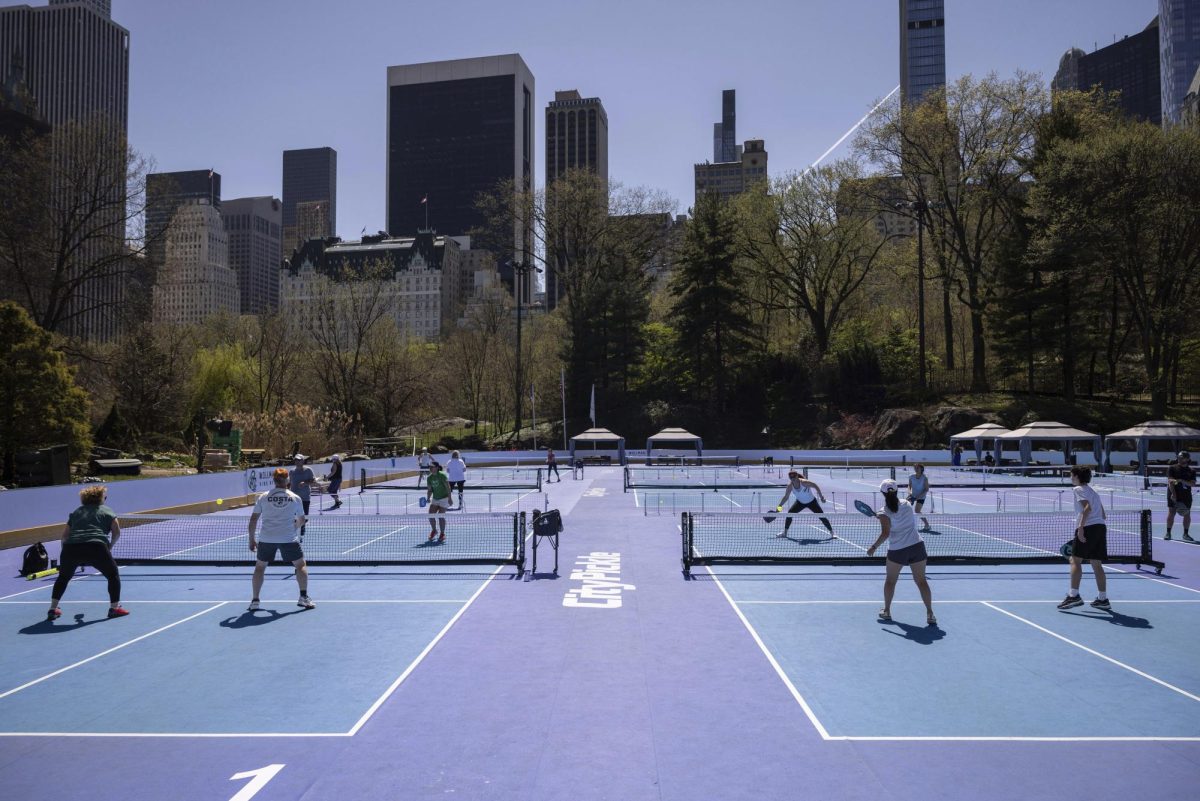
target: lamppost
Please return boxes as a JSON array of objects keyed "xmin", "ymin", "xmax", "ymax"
[
  {"xmin": 510, "ymin": 259, "xmax": 541, "ymax": 445},
  {"xmin": 896, "ymin": 199, "xmax": 939, "ymax": 393}
]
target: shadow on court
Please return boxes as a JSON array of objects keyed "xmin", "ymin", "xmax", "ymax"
[
  {"xmin": 220, "ymin": 609, "xmax": 308, "ymax": 628},
  {"xmin": 20, "ymin": 613, "xmax": 113, "ymax": 635},
  {"xmin": 1060, "ymin": 609, "xmax": 1152, "ymax": 629},
  {"xmin": 880, "ymin": 620, "xmax": 946, "ymax": 644}
]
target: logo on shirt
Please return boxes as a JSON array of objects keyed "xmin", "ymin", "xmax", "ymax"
[{"xmin": 266, "ymin": 492, "xmax": 293, "ymax": 508}]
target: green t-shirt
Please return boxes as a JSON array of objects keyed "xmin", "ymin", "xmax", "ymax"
[
  {"xmin": 67, "ymin": 503, "xmax": 117, "ymax": 546},
  {"xmin": 427, "ymin": 472, "xmax": 451, "ymax": 501}
]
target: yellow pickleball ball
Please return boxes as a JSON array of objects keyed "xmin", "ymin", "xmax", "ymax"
[{"xmin": 216, "ymin": 498, "xmax": 223, "ymax": 506}]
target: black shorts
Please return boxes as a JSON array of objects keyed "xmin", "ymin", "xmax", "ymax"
[
  {"xmin": 1072, "ymin": 524, "xmax": 1107, "ymax": 561},
  {"xmin": 256, "ymin": 541, "xmax": 304, "ymax": 563},
  {"xmin": 887, "ymin": 541, "xmax": 928, "ymax": 565},
  {"xmin": 1168, "ymin": 492, "xmax": 1192, "ymax": 513},
  {"xmin": 449, "ymin": 480, "xmax": 465, "ymax": 492}
]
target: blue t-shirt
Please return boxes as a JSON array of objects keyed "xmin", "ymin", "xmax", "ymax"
[{"xmin": 290, "ymin": 466, "xmax": 315, "ymax": 501}]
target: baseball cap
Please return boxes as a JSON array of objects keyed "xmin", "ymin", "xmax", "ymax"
[
  {"xmin": 293, "ymin": 453, "xmax": 307, "ymax": 461},
  {"xmin": 879, "ymin": 479, "xmax": 899, "ymax": 494},
  {"xmin": 330, "ymin": 453, "xmax": 341, "ymax": 461},
  {"xmin": 1180, "ymin": 451, "xmax": 1191, "ymax": 459}
]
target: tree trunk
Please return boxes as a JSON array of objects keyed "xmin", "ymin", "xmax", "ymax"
[
  {"xmin": 1061, "ymin": 273, "xmax": 1075, "ymax": 404},
  {"xmin": 942, "ymin": 274, "xmax": 954, "ymax": 370},
  {"xmin": 969, "ymin": 307, "xmax": 988, "ymax": 392}
]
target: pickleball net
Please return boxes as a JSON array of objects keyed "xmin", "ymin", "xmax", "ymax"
[
  {"xmin": 680, "ymin": 509, "xmax": 1160, "ymax": 576},
  {"xmin": 112, "ymin": 512, "xmax": 525, "ymax": 567},
  {"xmin": 360, "ymin": 466, "xmax": 543, "ymax": 492}
]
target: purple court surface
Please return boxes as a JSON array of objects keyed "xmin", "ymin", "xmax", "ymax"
[{"xmin": 1, "ymin": 466, "xmax": 1198, "ymax": 801}]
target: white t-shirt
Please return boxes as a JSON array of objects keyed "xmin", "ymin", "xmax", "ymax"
[
  {"xmin": 253, "ymin": 488, "xmax": 305, "ymax": 543},
  {"xmin": 1073, "ymin": 484, "xmax": 1105, "ymax": 527},
  {"xmin": 783, "ymin": 478, "xmax": 815, "ymax": 505},
  {"xmin": 908, "ymin": 473, "xmax": 929, "ymax": 500},
  {"xmin": 446, "ymin": 457, "xmax": 467, "ymax": 482},
  {"xmin": 418, "ymin": 452, "xmax": 431, "ymax": 468},
  {"xmin": 877, "ymin": 501, "xmax": 921, "ymax": 551}
]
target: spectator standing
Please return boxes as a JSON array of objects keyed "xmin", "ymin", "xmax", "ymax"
[
  {"xmin": 1166, "ymin": 451, "xmax": 1196, "ymax": 542},
  {"xmin": 446, "ymin": 450, "xmax": 467, "ymax": 506},
  {"xmin": 326, "ymin": 454, "xmax": 343, "ymax": 510}
]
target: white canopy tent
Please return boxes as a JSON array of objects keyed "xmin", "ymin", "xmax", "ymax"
[
  {"xmin": 1103, "ymin": 420, "xmax": 1200, "ymax": 472},
  {"xmin": 569, "ymin": 428, "xmax": 626, "ymax": 465},
  {"xmin": 645, "ymin": 428, "xmax": 703, "ymax": 463},
  {"xmin": 949, "ymin": 423, "xmax": 1011, "ymax": 462},
  {"xmin": 997, "ymin": 421, "xmax": 1102, "ymax": 465}
]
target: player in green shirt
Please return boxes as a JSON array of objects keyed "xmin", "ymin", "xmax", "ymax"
[
  {"xmin": 48, "ymin": 485, "xmax": 128, "ymax": 621},
  {"xmin": 426, "ymin": 461, "xmax": 452, "ymax": 542}
]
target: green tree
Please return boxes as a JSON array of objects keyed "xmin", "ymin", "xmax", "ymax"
[
  {"xmin": 1028, "ymin": 121, "xmax": 1200, "ymax": 416},
  {"xmin": 0, "ymin": 302, "xmax": 91, "ymax": 483},
  {"xmin": 670, "ymin": 192, "xmax": 756, "ymax": 418}
]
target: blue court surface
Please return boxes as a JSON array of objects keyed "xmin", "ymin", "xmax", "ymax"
[{"xmin": 1, "ymin": 466, "xmax": 1198, "ymax": 800}]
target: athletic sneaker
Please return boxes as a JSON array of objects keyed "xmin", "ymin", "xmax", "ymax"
[
  {"xmin": 927, "ymin": 613, "xmax": 938, "ymax": 626},
  {"xmin": 1184, "ymin": 533, "xmax": 1196, "ymax": 543},
  {"xmin": 437, "ymin": 535, "xmax": 445, "ymax": 544},
  {"xmin": 46, "ymin": 608, "xmax": 61, "ymax": 621},
  {"xmin": 107, "ymin": 607, "xmax": 129, "ymax": 618},
  {"xmin": 1164, "ymin": 532, "xmax": 1172, "ymax": 541},
  {"xmin": 247, "ymin": 599, "xmax": 260, "ymax": 611},
  {"xmin": 1057, "ymin": 595, "xmax": 1084, "ymax": 610},
  {"xmin": 1090, "ymin": 598, "xmax": 1111, "ymax": 611},
  {"xmin": 297, "ymin": 595, "xmax": 315, "ymax": 609}
]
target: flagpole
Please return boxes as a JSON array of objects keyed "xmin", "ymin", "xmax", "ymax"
[
  {"xmin": 561, "ymin": 368, "xmax": 567, "ymax": 451},
  {"xmin": 531, "ymin": 382, "xmax": 537, "ymax": 450}
]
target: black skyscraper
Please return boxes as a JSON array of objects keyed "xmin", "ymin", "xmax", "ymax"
[{"xmin": 282, "ymin": 147, "xmax": 337, "ymax": 235}]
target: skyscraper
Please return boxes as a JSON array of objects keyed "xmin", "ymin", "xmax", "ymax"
[
  {"xmin": 153, "ymin": 199, "xmax": 240, "ymax": 326},
  {"xmin": 0, "ymin": 0, "xmax": 129, "ymax": 340},
  {"xmin": 1053, "ymin": 18, "xmax": 1161, "ymax": 125},
  {"xmin": 146, "ymin": 170, "xmax": 221, "ymax": 278},
  {"xmin": 222, "ymin": 196, "xmax": 282, "ymax": 315},
  {"xmin": 386, "ymin": 54, "xmax": 535, "ymax": 301},
  {"xmin": 545, "ymin": 89, "xmax": 607, "ymax": 309},
  {"xmin": 1160, "ymin": 0, "xmax": 1200, "ymax": 125},
  {"xmin": 899, "ymin": 0, "xmax": 946, "ymax": 106},
  {"xmin": 282, "ymin": 147, "xmax": 336, "ymax": 253},
  {"xmin": 0, "ymin": 0, "xmax": 128, "ymax": 130}
]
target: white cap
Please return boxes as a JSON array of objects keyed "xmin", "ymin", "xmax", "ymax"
[
  {"xmin": 880, "ymin": 478, "xmax": 899, "ymax": 494},
  {"xmin": 330, "ymin": 453, "xmax": 341, "ymax": 461},
  {"xmin": 293, "ymin": 453, "xmax": 307, "ymax": 461}
]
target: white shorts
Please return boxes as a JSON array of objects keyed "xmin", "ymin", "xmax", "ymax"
[{"xmin": 428, "ymin": 497, "xmax": 452, "ymax": 511}]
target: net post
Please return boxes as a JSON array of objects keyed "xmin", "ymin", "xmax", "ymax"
[
  {"xmin": 889, "ymin": 466, "xmax": 897, "ymax": 480},
  {"xmin": 681, "ymin": 512, "xmax": 691, "ymax": 577},
  {"xmin": 516, "ymin": 511, "xmax": 525, "ymax": 571},
  {"xmin": 359, "ymin": 468, "xmax": 366, "ymax": 494}
]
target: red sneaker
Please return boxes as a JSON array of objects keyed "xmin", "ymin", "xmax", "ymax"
[
  {"xmin": 47, "ymin": 608, "xmax": 61, "ymax": 621},
  {"xmin": 107, "ymin": 607, "xmax": 129, "ymax": 618}
]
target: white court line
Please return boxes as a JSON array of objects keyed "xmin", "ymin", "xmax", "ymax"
[
  {"xmin": 703, "ymin": 563, "xmax": 833, "ymax": 739},
  {"xmin": 345, "ymin": 560, "xmax": 508, "ymax": 736},
  {"xmin": 0, "ymin": 599, "xmax": 472, "ymax": 604},
  {"xmin": 0, "ymin": 602, "xmax": 227, "ymax": 700},
  {"xmin": 340, "ymin": 526, "xmax": 410, "ymax": 555},
  {"xmin": 160, "ymin": 533, "xmax": 245, "ymax": 559},
  {"xmin": 737, "ymin": 599, "xmax": 1200, "ymax": 605},
  {"xmin": 982, "ymin": 601, "xmax": 1200, "ymax": 704}
]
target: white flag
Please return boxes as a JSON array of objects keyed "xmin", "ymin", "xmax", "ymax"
[{"xmin": 589, "ymin": 384, "xmax": 596, "ymax": 427}]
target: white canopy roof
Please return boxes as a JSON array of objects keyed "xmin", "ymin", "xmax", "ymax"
[
  {"xmin": 571, "ymin": 428, "xmax": 624, "ymax": 443},
  {"xmin": 998, "ymin": 421, "xmax": 1099, "ymax": 440},
  {"xmin": 950, "ymin": 423, "xmax": 1011, "ymax": 440},
  {"xmin": 1106, "ymin": 420, "xmax": 1200, "ymax": 440}
]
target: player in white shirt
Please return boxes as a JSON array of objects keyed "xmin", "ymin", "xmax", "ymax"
[
  {"xmin": 775, "ymin": 471, "xmax": 834, "ymax": 538},
  {"xmin": 1058, "ymin": 466, "xmax": 1109, "ymax": 611},
  {"xmin": 247, "ymin": 467, "xmax": 314, "ymax": 611},
  {"xmin": 867, "ymin": 479, "xmax": 935, "ymax": 626},
  {"xmin": 446, "ymin": 450, "xmax": 468, "ymax": 506}
]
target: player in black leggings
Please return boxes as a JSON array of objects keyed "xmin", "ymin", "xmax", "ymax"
[
  {"xmin": 48, "ymin": 485, "xmax": 127, "ymax": 621},
  {"xmin": 776, "ymin": 471, "xmax": 834, "ymax": 538}
]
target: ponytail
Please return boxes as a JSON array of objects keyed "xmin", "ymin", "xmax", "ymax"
[{"xmin": 884, "ymin": 491, "xmax": 899, "ymax": 513}]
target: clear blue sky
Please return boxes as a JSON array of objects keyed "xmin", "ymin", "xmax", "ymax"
[{"xmin": 118, "ymin": 0, "xmax": 1156, "ymax": 236}]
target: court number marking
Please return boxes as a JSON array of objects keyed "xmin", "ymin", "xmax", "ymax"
[{"xmin": 228, "ymin": 764, "xmax": 284, "ymax": 801}]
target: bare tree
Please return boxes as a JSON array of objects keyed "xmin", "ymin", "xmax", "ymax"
[
  {"xmin": 856, "ymin": 73, "xmax": 1048, "ymax": 390},
  {"xmin": 739, "ymin": 160, "xmax": 896, "ymax": 356},
  {"xmin": 0, "ymin": 115, "xmax": 159, "ymax": 339},
  {"xmin": 242, "ymin": 313, "xmax": 298, "ymax": 414}
]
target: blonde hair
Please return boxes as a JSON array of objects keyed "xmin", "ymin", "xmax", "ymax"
[{"xmin": 79, "ymin": 485, "xmax": 107, "ymax": 505}]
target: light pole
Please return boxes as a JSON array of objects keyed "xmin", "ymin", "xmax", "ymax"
[
  {"xmin": 897, "ymin": 199, "xmax": 936, "ymax": 393},
  {"xmin": 511, "ymin": 259, "xmax": 541, "ymax": 446}
]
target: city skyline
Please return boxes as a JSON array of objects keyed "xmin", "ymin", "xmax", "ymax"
[{"xmin": 119, "ymin": 0, "xmax": 1154, "ymax": 238}]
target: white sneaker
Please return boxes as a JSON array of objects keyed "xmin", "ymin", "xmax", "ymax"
[
  {"xmin": 247, "ymin": 599, "xmax": 260, "ymax": 611},
  {"xmin": 297, "ymin": 595, "xmax": 315, "ymax": 609}
]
